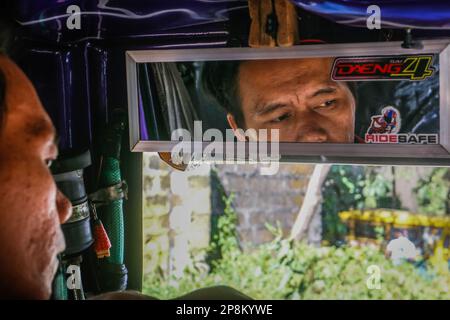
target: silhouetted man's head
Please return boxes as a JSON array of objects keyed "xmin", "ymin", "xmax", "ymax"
[
  {"xmin": 203, "ymin": 57, "xmax": 356, "ymax": 142},
  {"xmin": 0, "ymin": 20, "xmax": 72, "ymax": 299}
]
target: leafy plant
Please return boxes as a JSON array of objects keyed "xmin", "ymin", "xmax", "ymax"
[
  {"xmin": 143, "ymin": 236, "xmax": 450, "ymax": 299},
  {"xmin": 207, "ymin": 193, "xmax": 240, "ymax": 269},
  {"xmin": 415, "ymin": 168, "xmax": 450, "ymax": 215},
  {"xmin": 322, "ymin": 166, "xmax": 403, "ymax": 244},
  {"xmin": 322, "ymin": 166, "xmax": 365, "ymax": 243},
  {"xmin": 142, "ymin": 194, "xmax": 450, "ymax": 300},
  {"xmin": 363, "ymin": 167, "xmax": 400, "ymax": 209}
]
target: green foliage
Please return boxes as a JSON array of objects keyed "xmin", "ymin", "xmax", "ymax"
[
  {"xmin": 142, "ymin": 194, "xmax": 450, "ymax": 300},
  {"xmin": 322, "ymin": 166, "xmax": 403, "ymax": 243},
  {"xmin": 322, "ymin": 166, "xmax": 365, "ymax": 243},
  {"xmin": 415, "ymin": 168, "xmax": 450, "ymax": 215},
  {"xmin": 207, "ymin": 193, "xmax": 240, "ymax": 268},
  {"xmin": 143, "ymin": 239, "xmax": 450, "ymax": 300},
  {"xmin": 363, "ymin": 167, "xmax": 400, "ymax": 209}
]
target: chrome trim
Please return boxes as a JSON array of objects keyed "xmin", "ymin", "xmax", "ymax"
[{"xmin": 66, "ymin": 201, "xmax": 90, "ymax": 224}]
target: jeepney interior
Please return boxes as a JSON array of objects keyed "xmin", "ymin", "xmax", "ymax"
[{"xmin": 2, "ymin": 0, "xmax": 450, "ymax": 299}]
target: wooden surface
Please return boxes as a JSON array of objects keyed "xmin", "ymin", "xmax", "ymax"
[{"xmin": 248, "ymin": 0, "xmax": 299, "ymax": 48}]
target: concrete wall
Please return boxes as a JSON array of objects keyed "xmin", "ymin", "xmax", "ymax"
[
  {"xmin": 142, "ymin": 154, "xmax": 315, "ymax": 276},
  {"xmin": 214, "ymin": 163, "xmax": 315, "ymax": 248},
  {"xmin": 142, "ymin": 153, "xmax": 211, "ymax": 277}
]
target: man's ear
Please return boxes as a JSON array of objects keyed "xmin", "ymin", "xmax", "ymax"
[{"xmin": 226, "ymin": 113, "xmax": 246, "ymax": 142}]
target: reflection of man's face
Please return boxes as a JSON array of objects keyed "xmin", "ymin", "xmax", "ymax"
[
  {"xmin": 230, "ymin": 58, "xmax": 355, "ymax": 142},
  {"xmin": 0, "ymin": 56, "xmax": 72, "ymax": 299}
]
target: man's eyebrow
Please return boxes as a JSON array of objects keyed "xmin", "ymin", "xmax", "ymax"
[
  {"xmin": 254, "ymin": 102, "xmax": 289, "ymax": 116},
  {"xmin": 310, "ymin": 87, "xmax": 337, "ymax": 98},
  {"xmin": 25, "ymin": 117, "xmax": 55, "ymax": 139}
]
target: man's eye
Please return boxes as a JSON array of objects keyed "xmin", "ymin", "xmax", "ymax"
[
  {"xmin": 45, "ymin": 159, "xmax": 53, "ymax": 168},
  {"xmin": 317, "ymin": 100, "xmax": 337, "ymax": 109},
  {"xmin": 271, "ymin": 113, "xmax": 291, "ymax": 123}
]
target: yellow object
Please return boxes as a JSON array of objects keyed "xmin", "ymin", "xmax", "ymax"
[
  {"xmin": 360, "ymin": 210, "xmax": 372, "ymax": 221},
  {"xmin": 338, "ymin": 209, "xmax": 450, "ymax": 268},
  {"xmin": 430, "ymin": 246, "xmax": 449, "ymax": 275},
  {"xmin": 393, "ymin": 210, "xmax": 418, "ymax": 227},
  {"xmin": 416, "ymin": 214, "xmax": 431, "ymax": 227},
  {"xmin": 430, "ymin": 216, "xmax": 447, "ymax": 228},
  {"xmin": 377, "ymin": 210, "xmax": 393, "ymax": 224},
  {"xmin": 339, "ymin": 210, "xmax": 353, "ymax": 221}
]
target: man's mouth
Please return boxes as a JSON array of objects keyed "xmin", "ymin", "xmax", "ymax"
[
  {"xmin": 56, "ymin": 229, "xmax": 66, "ymax": 254},
  {"xmin": 48, "ymin": 253, "xmax": 60, "ymax": 282}
]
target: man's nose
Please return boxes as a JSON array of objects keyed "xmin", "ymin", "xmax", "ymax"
[
  {"xmin": 300, "ymin": 128, "xmax": 328, "ymax": 142},
  {"xmin": 56, "ymin": 189, "xmax": 72, "ymax": 224},
  {"xmin": 294, "ymin": 109, "xmax": 329, "ymax": 142},
  {"xmin": 297, "ymin": 121, "xmax": 328, "ymax": 142}
]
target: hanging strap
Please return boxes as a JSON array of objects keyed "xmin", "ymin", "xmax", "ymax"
[
  {"xmin": 248, "ymin": 0, "xmax": 299, "ymax": 47},
  {"xmin": 88, "ymin": 180, "xmax": 128, "ymax": 207}
]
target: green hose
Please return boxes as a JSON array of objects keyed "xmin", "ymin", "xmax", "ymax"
[
  {"xmin": 96, "ymin": 109, "xmax": 128, "ymax": 291},
  {"xmin": 98, "ymin": 157, "xmax": 124, "ymax": 264},
  {"xmin": 52, "ymin": 261, "xmax": 68, "ymax": 300}
]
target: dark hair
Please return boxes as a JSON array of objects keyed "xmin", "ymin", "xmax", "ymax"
[
  {"xmin": 0, "ymin": 3, "xmax": 14, "ymax": 55},
  {"xmin": 0, "ymin": 8, "xmax": 14, "ymax": 129},
  {"xmin": 202, "ymin": 60, "xmax": 358, "ymax": 129},
  {"xmin": 201, "ymin": 61, "xmax": 245, "ymax": 128},
  {"xmin": 347, "ymin": 81, "xmax": 358, "ymax": 106},
  {"xmin": 0, "ymin": 70, "xmax": 5, "ymax": 128}
]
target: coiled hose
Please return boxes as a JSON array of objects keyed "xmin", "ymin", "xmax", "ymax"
[
  {"xmin": 96, "ymin": 110, "xmax": 128, "ymax": 292},
  {"xmin": 99, "ymin": 157, "xmax": 124, "ymax": 265}
]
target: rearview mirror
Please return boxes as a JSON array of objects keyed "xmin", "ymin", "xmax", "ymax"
[{"xmin": 126, "ymin": 40, "xmax": 450, "ymax": 166}]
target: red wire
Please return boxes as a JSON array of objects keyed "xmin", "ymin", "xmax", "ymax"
[{"xmin": 299, "ymin": 39, "xmax": 326, "ymax": 44}]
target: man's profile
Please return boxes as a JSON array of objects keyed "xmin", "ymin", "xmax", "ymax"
[
  {"xmin": 0, "ymin": 54, "xmax": 72, "ymax": 300},
  {"xmin": 0, "ymin": 21, "xmax": 249, "ymax": 300},
  {"xmin": 202, "ymin": 58, "xmax": 357, "ymax": 143}
]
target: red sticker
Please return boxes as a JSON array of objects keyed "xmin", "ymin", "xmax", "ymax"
[{"xmin": 332, "ymin": 55, "xmax": 435, "ymax": 81}]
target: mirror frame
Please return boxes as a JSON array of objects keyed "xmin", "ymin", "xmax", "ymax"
[{"xmin": 126, "ymin": 40, "xmax": 450, "ymax": 166}]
